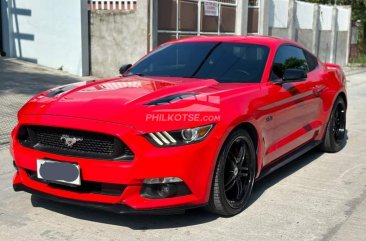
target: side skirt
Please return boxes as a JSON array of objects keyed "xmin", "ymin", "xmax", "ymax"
[{"xmin": 257, "ymin": 140, "xmax": 322, "ymax": 180}]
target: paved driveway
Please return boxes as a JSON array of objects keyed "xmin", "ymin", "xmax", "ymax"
[
  {"xmin": 0, "ymin": 60, "xmax": 365, "ymax": 241},
  {"xmin": 0, "ymin": 58, "xmax": 88, "ymax": 146}
]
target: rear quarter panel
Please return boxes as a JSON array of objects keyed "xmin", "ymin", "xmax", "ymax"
[{"xmin": 316, "ymin": 63, "xmax": 347, "ymax": 140}]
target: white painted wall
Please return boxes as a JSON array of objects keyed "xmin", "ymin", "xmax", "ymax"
[
  {"xmin": 319, "ymin": 5, "xmax": 333, "ymax": 31},
  {"xmin": 295, "ymin": 1, "xmax": 314, "ymax": 30},
  {"xmin": 3, "ymin": 0, "xmax": 89, "ymax": 76},
  {"xmin": 269, "ymin": 0, "xmax": 289, "ymax": 28},
  {"xmin": 268, "ymin": 0, "xmax": 351, "ymax": 32},
  {"xmin": 266, "ymin": 0, "xmax": 351, "ymax": 65},
  {"xmin": 337, "ymin": 6, "xmax": 351, "ymax": 31}
]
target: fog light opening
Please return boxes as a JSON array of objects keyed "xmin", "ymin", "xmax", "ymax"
[
  {"xmin": 157, "ymin": 183, "xmax": 177, "ymax": 198},
  {"xmin": 141, "ymin": 177, "xmax": 191, "ymax": 199}
]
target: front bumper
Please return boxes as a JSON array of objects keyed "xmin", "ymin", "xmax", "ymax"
[
  {"xmin": 13, "ymin": 183, "xmax": 204, "ymax": 214},
  {"xmin": 12, "ymin": 114, "xmax": 221, "ymax": 211}
]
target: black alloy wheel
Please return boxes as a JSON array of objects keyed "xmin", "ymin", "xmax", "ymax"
[
  {"xmin": 332, "ymin": 103, "xmax": 346, "ymax": 144},
  {"xmin": 207, "ymin": 129, "xmax": 256, "ymax": 216},
  {"xmin": 320, "ymin": 97, "xmax": 347, "ymax": 153}
]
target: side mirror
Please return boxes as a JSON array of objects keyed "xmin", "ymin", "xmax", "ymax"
[
  {"xmin": 282, "ymin": 69, "xmax": 307, "ymax": 82},
  {"xmin": 119, "ymin": 64, "xmax": 132, "ymax": 75}
]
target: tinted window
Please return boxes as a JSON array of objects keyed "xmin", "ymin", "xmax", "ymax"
[
  {"xmin": 304, "ymin": 50, "xmax": 319, "ymax": 72},
  {"xmin": 127, "ymin": 43, "xmax": 217, "ymax": 78},
  {"xmin": 271, "ymin": 45, "xmax": 309, "ymax": 80},
  {"xmin": 126, "ymin": 42, "xmax": 270, "ymax": 83}
]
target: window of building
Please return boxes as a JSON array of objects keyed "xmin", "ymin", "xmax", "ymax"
[
  {"xmin": 157, "ymin": 0, "xmax": 237, "ymax": 45},
  {"xmin": 248, "ymin": 0, "xmax": 260, "ymax": 34}
]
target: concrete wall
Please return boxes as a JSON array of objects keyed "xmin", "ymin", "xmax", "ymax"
[
  {"xmin": 318, "ymin": 30, "xmax": 332, "ymax": 63},
  {"xmin": 1, "ymin": 0, "xmax": 89, "ymax": 76},
  {"xmin": 90, "ymin": 1, "xmax": 148, "ymax": 78},
  {"xmin": 268, "ymin": 28, "xmax": 288, "ymax": 38},
  {"xmin": 295, "ymin": 29, "xmax": 313, "ymax": 51},
  {"xmin": 1, "ymin": 0, "xmax": 9, "ymax": 55},
  {"xmin": 269, "ymin": 0, "xmax": 288, "ymax": 28},
  {"xmin": 319, "ymin": 5, "xmax": 333, "ymax": 31},
  {"xmin": 266, "ymin": 0, "xmax": 351, "ymax": 66},
  {"xmin": 296, "ymin": 1, "xmax": 313, "ymax": 30},
  {"xmin": 336, "ymin": 31, "xmax": 349, "ymax": 66}
]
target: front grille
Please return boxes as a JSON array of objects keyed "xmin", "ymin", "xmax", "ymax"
[
  {"xmin": 25, "ymin": 169, "xmax": 125, "ymax": 196},
  {"xmin": 18, "ymin": 125, "xmax": 134, "ymax": 160}
]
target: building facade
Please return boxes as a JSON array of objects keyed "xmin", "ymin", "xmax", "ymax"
[{"xmin": 1, "ymin": 0, "xmax": 352, "ymax": 77}]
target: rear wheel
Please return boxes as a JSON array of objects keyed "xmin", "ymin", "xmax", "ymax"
[
  {"xmin": 319, "ymin": 97, "xmax": 347, "ymax": 153},
  {"xmin": 207, "ymin": 129, "xmax": 256, "ymax": 216}
]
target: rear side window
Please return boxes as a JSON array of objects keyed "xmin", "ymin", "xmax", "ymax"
[
  {"xmin": 303, "ymin": 50, "xmax": 319, "ymax": 72},
  {"xmin": 271, "ymin": 45, "xmax": 309, "ymax": 80}
]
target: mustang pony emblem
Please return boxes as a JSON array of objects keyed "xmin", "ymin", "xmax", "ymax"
[{"xmin": 60, "ymin": 135, "xmax": 83, "ymax": 147}]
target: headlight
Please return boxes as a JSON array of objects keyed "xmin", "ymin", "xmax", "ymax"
[{"xmin": 145, "ymin": 124, "xmax": 214, "ymax": 146}]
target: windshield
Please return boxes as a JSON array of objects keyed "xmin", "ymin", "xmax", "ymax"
[{"xmin": 126, "ymin": 42, "xmax": 270, "ymax": 83}]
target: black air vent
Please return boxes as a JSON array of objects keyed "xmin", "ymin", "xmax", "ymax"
[{"xmin": 18, "ymin": 125, "xmax": 134, "ymax": 161}]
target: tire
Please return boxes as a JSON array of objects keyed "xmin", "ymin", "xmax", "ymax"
[
  {"xmin": 319, "ymin": 97, "xmax": 347, "ymax": 153},
  {"xmin": 207, "ymin": 129, "xmax": 256, "ymax": 216}
]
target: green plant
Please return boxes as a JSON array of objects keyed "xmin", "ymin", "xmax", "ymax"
[{"xmin": 351, "ymin": 54, "xmax": 366, "ymax": 63}]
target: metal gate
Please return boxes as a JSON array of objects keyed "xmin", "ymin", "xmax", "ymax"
[{"xmin": 157, "ymin": 0, "xmax": 237, "ymax": 45}]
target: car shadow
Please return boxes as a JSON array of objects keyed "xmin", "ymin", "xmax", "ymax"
[
  {"xmin": 30, "ymin": 147, "xmax": 335, "ymax": 230},
  {"xmin": 250, "ymin": 129, "xmax": 349, "ymax": 207},
  {"xmin": 248, "ymin": 149, "xmax": 324, "ymax": 208},
  {"xmin": 30, "ymin": 195, "xmax": 218, "ymax": 230}
]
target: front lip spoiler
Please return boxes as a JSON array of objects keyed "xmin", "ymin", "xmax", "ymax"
[{"xmin": 13, "ymin": 183, "xmax": 204, "ymax": 215}]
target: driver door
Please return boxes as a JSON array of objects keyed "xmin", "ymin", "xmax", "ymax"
[{"xmin": 261, "ymin": 45, "xmax": 323, "ymax": 166}]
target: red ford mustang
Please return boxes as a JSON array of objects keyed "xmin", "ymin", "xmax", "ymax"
[{"xmin": 11, "ymin": 36, "xmax": 347, "ymax": 216}]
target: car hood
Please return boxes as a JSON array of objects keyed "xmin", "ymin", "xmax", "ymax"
[{"xmin": 20, "ymin": 76, "xmax": 259, "ymax": 130}]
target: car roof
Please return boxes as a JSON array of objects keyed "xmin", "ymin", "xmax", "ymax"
[{"xmin": 169, "ymin": 35, "xmax": 303, "ymax": 49}]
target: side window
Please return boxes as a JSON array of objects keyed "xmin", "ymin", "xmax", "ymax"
[
  {"xmin": 271, "ymin": 45, "xmax": 309, "ymax": 80},
  {"xmin": 303, "ymin": 50, "xmax": 319, "ymax": 72}
]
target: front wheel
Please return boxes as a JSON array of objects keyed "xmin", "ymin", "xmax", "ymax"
[
  {"xmin": 207, "ymin": 129, "xmax": 256, "ymax": 216},
  {"xmin": 319, "ymin": 97, "xmax": 347, "ymax": 153}
]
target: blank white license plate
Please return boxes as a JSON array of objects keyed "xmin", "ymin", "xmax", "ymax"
[{"xmin": 37, "ymin": 159, "xmax": 81, "ymax": 186}]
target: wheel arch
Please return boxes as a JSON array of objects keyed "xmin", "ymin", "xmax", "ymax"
[
  {"xmin": 231, "ymin": 122, "xmax": 261, "ymax": 177},
  {"xmin": 206, "ymin": 121, "xmax": 260, "ymax": 215},
  {"xmin": 337, "ymin": 91, "xmax": 347, "ymax": 108},
  {"xmin": 234, "ymin": 123, "xmax": 258, "ymax": 153}
]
